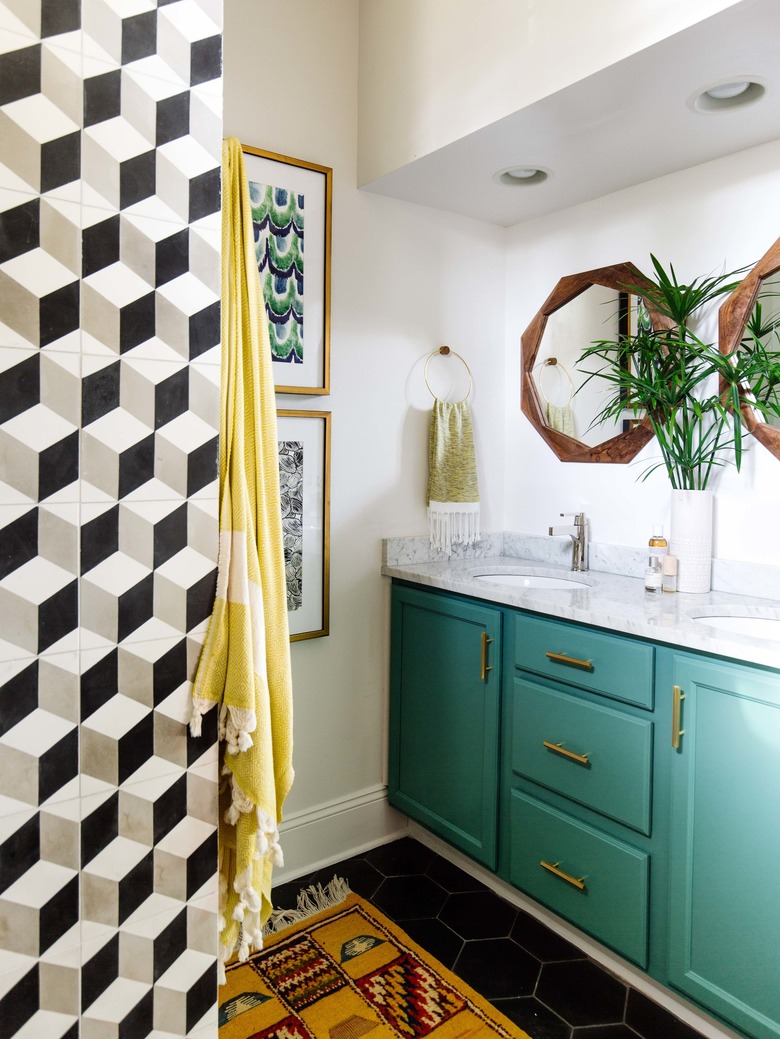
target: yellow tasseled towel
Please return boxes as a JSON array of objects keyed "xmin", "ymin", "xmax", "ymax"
[
  {"xmin": 190, "ymin": 137, "xmax": 294, "ymax": 982},
  {"xmin": 426, "ymin": 398, "xmax": 481, "ymax": 555}
]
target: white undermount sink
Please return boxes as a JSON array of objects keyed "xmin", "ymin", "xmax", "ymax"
[
  {"xmin": 473, "ymin": 572, "xmax": 590, "ymax": 590},
  {"xmin": 691, "ymin": 612, "xmax": 780, "ymax": 640}
]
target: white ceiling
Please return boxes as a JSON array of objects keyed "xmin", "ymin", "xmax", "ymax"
[{"xmin": 359, "ymin": 0, "xmax": 780, "ymax": 227}]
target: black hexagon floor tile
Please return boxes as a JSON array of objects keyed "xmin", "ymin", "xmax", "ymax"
[
  {"xmin": 537, "ymin": 959, "xmax": 627, "ymax": 1027},
  {"xmin": 440, "ymin": 888, "xmax": 517, "ymax": 940},
  {"xmin": 399, "ymin": 916, "xmax": 464, "ymax": 970},
  {"xmin": 455, "ymin": 937, "xmax": 540, "ymax": 1000},
  {"xmin": 371, "ymin": 873, "xmax": 448, "ymax": 921},
  {"xmin": 492, "ymin": 996, "xmax": 572, "ymax": 1039}
]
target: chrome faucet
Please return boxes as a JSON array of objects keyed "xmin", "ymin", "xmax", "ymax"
[{"xmin": 548, "ymin": 512, "xmax": 589, "ymax": 572}]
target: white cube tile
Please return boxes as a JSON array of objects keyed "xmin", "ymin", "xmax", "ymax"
[
  {"xmin": 0, "ymin": 96, "xmax": 79, "ymax": 193},
  {"xmin": 154, "ymin": 949, "xmax": 214, "ymax": 1035},
  {"xmin": 188, "ymin": 215, "xmax": 220, "ymax": 297},
  {"xmin": 83, "ymin": 117, "xmax": 155, "ymax": 209},
  {"xmin": 0, "ymin": 709, "xmax": 76, "ymax": 803},
  {"xmin": 122, "ymin": 57, "xmax": 188, "ymax": 143},
  {"xmin": 10, "ymin": 1009, "xmax": 79, "ymax": 1039},
  {"xmin": 157, "ymin": 1, "xmax": 220, "ymax": 84},
  {"xmin": 41, "ymin": 40, "xmax": 83, "ymax": 127},
  {"xmin": 189, "ymin": 81, "xmax": 221, "ymax": 161},
  {"xmin": 0, "ymin": 557, "xmax": 76, "ymax": 655},
  {"xmin": 1, "ymin": 0, "xmax": 40, "ymax": 36},
  {"xmin": 82, "ymin": 260, "xmax": 154, "ymax": 353},
  {"xmin": 81, "ymin": 550, "xmax": 152, "ymax": 642},
  {"xmin": 155, "ymin": 413, "xmax": 217, "ymax": 497},
  {"xmin": 82, "ymin": 408, "xmax": 154, "ymax": 498},
  {"xmin": 82, "ymin": 0, "xmax": 157, "ymax": 67},
  {"xmin": 156, "ymin": 136, "xmax": 217, "ymax": 223},
  {"xmin": 81, "ymin": 976, "xmax": 152, "ymax": 1039},
  {"xmin": 122, "ymin": 354, "xmax": 188, "ymax": 429},
  {"xmin": 153, "ymin": 546, "xmax": 215, "ymax": 633},
  {"xmin": 0, "ymin": 861, "xmax": 78, "ymax": 955},
  {"xmin": 80, "ymin": 693, "xmax": 151, "ymax": 785},
  {"xmin": 121, "ymin": 207, "xmax": 187, "ymax": 287},
  {"xmin": 154, "ymin": 816, "xmax": 214, "ymax": 902},
  {"xmin": 40, "ymin": 197, "xmax": 82, "ymax": 277},
  {"xmin": 0, "ymin": 404, "xmax": 77, "ymax": 498},
  {"xmin": 0, "ymin": 249, "xmax": 78, "ymax": 348},
  {"xmin": 82, "ymin": 834, "xmax": 152, "ymax": 926},
  {"xmin": 118, "ymin": 632, "xmax": 185, "ymax": 705}
]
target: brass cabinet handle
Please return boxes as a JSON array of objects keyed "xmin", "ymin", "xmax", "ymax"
[
  {"xmin": 480, "ymin": 631, "xmax": 493, "ymax": 682},
  {"xmin": 543, "ymin": 740, "xmax": 590, "ymax": 767},
  {"xmin": 545, "ymin": 651, "xmax": 593, "ymax": 672},
  {"xmin": 672, "ymin": 684, "xmax": 686, "ymax": 750},
  {"xmin": 540, "ymin": 859, "xmax": 587, "ymax": 891}
]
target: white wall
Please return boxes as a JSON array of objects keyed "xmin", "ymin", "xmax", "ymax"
[
  {"xmin": 357, "ymin": 0, "xmax": 742, "ymax": 184},
  {"xmin": 224, "ymin": 0, "xmax": 508, "ymax": 871},
  {"xmin": 505, "ymin": 138, "xmax": 780, "ymax": 565}
]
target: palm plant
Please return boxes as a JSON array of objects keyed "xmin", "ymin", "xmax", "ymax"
[{"xmin": 578, "ymin": 255, "xmax": 780, "ymax": 490}]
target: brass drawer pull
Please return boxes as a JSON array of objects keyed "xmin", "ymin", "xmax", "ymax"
[
  {"xmin": 545, "ymin": 651, "xmax": 593, "ymax": 672},
  {"xmin": 540, "ymin": 859, "xmax": 587, "ymax": 891},
  {"xmin": 543, "ymin": 741, "xmax": 590, "ymax": 767},
  {"xmin": 480, "ymin": 631, "xmax": 493, "ymax": 682},
  {"xmin": 672, "ymin": 684, "xmax": 686, "ymax": 750}
]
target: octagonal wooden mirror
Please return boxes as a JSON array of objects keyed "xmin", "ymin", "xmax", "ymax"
[
  {"xmin": 719, "ymin": 235, "xmax": 780, "ymax": 461},
  {"xmin": 521, "ymin": 262, "xmax": 674, "ymax": 462}
]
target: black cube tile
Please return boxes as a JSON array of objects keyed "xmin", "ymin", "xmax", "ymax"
[
  {"xmin": 0, "ymin": 198, "xmax": 40, "ymax": 265},
  {"xmin": 152, "ymin": 504, "xmax": 188, "ymax": 571},
  {"xmin": 186, "ymin": 827, "xmax": 217, "ymax": 899},
  {"xmin": 117, "ymin": 849, "xmax": 154, "ymax": 923},
  {"xmin": 0, "ymin": 659, "xmax": 38, "ymax": 739},
  {"xmin": 155, "ymin": 369, "xmax": 189, "ymax": 430},
  {"xmin": 117, "ymin": 572, "xmax": 154, "ymax": 641},
  {"xmin": 0, "ymin": 507, "xmax": 38, "ymax": 581},
  {"xmin": 38, "ymin": 577, "xmax": 78, "ymax": 651},
  {"xmin": 156, "ymin": 228, "xmax": 189, "ymax": 288},
  {"xmin": 84, "ymin": 70, "xmax": 122, "ymax": 128},
  {"xmin": 156, "ymin": 91, "xmax": 190, "ymax": 147},
  {"xmin": 81, "ymin": 792, "xmax": 119, "ymax": 868},
  {"xmin": 39, "ymin": 726, "xmax": 78, "ymax": 803},
  {"xmin": 41, "ymin": 131, "xmax": 81, "ymax": 194},
  {"xmin": 82, "ymin": 361, "xmax": 121, "ymax": 427},
  {"xmin": 185, "ymin": 436, "xmax": 218, "ymax": 496},
  {"xmin": 117, "ymin": 432, "xmax": 155, "ymax": 497},
  {"xmin": 41, "ymin": 0, "xmax": 80, "ymax": 38},
  {"xmin": 189, "ymin": 166, "xmax": 220, "ymax": 223},
  {"xmin": 189, "ymin": 300, "xmax": 220, "ymax": 359},
  {"xmin": 152, "ymin": 637, "xmax": 188, "ymax": 705},
  {"xmin": 121, "ymin": 10, "xmax": 157, "ymax": 65},
  {"xmin": 153, "ymin": 774, "xmax": 186, "ymax": 845},
  {"xmin": 155, "ymin": 907, "xmax": 187, "ymax": 981},
  {"xmin": 191, "ymin": 35, "xmax": 221, "ymax": 87},
  {"xmin": 81, "ymin": 649, "xmax": 118, "ymax": 721},
  {"xmin": 120, "ymin": 151, "xmax": 156, "ymax": 210},
  {"xmin": 82, "ymin": 933, "xmax": 119, "ymax": 1012},
  {"xmin": 118, "ymin": 712, "xmax": 153, "ymax": 785},
  {"xmin": 81, "ymin": 503, "xmax": 120, "ymax": 574},
  {"xmin": 40, "ymin": 279, "xmax": 79, "ymax": 347},
  {"xmin": 187, "ymin": 960, "xmax": 217, "ymax": 1033},
  {"xmin": 0, "ymin": 45, "xmax": 40, "ymax": 106},
  {"xmin": 1, "ymin": 354, "xmax": 40, "ymax": 424},
  {"xmin": 119, "ymin": 291, "xmax": 155, "ymax": 353},
  {"xmin": 83, "ymin": 214, "xmax": 120, "ymax": 278},
  {"xmin": 0, "ymin": 813, "xmax": 39, "ymax": 896},
  {"xmin": 39, "ymin": 429, "xmax": 79, "ymax": 499},
  {"xmin": 118, "ymin": 988, "xmax": 153, "ymax": 1039},
  {"xmin": 186, "ymin": 567, "xmax": 216, "ymax": 631},
  {"xmin": 537, "ymin": 960, "xmax": 627, "ymax": 1028},
  {"xmin": 0, "ymin": 964, "xmax": 38, "ymax": 1038},
  {"xmin": 39, "ymin": 873, "xmax": 78, "ymax": 953}
]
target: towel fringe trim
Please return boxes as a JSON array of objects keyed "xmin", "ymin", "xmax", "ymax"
[{"xmin": 427, "ymin": 501, "xmax": 481, "ymax": 555}]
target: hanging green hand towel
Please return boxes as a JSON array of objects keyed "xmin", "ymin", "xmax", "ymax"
[{"xmin": 427, "ymin": 398, "xmax": 480, "ymax": 555}]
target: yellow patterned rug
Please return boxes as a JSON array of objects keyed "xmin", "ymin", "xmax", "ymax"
[{"xmin": 219, "ymin": 889, "xmax": 533, "ymax": 1039}]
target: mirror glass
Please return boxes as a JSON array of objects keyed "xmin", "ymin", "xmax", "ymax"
[
  {"xmin": 521, "ymin": 263, "xmax": 669, "ymax": 463},
  {"xmin": 719, "ymin": 236, "xmax": 780, "ymax": 461},
  {"xmin": 533, "ymin": 285, "xmax": 648, "ymax": 447},
  {"xmin": 740, "ymin": 270, "xmax": 780, "ymax": 430}
]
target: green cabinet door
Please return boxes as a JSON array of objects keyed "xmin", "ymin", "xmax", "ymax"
[
  {"xmin": 668, "ymin": 653, "xmax": 780, "ymax": 1039},
  {"xmin": 388, "ymin": 583, "xmax": 502, "ymax": 868}
]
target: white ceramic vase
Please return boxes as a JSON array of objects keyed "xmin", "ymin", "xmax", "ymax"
[{"xmin": 669, "ymin": 489, "xmax": 713, "ymax": 593}]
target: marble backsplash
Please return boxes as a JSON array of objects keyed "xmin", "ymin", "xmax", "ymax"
[{"xmin": 382, "ymin": 532, "xmax": 780, "ymax": 603}]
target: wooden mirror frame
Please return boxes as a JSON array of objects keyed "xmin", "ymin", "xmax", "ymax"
[
  {"xmin": 719, "ymin": 235, "xmax": 780, "ymax": 461},
  {"xmin": 521, "ymin": 262, "xmax": 674, "ymax": 463}
]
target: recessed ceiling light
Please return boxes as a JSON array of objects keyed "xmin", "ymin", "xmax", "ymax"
[
  {"xmin": 493, "ymin": 165, "xmax": 551, "ymax": 187},
  {"xmin": 689, "ymin": 78, "xmax": 766, "ymax": 112}
]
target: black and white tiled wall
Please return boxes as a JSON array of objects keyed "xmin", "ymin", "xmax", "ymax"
[{"xmin": 0, "ymin": 1, "xmax": 222, "ymax": 1036}]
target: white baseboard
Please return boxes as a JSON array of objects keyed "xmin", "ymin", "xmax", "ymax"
[{"xmin": 275, "ymin": 785, "xmax": 408, "ymax": 884}]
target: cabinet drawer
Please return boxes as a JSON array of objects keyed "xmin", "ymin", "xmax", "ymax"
[
  {"xmin": 509, "ymin": 790, "xmax": 649, "ymax": 967},
  {"xmin": 514, "ymin": 614, "xmax": 654, "ymax": 708},
  {"xmin": 511, "ymin": 677, "xmax": 653, "ymax": 833}
]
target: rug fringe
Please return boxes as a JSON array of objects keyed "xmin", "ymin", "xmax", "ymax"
[{"xmin": 264, "ymin": 875, "xmax": 352, "ymax": 936}]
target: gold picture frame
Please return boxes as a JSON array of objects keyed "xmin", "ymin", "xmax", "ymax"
[
  {"xmin": 277, "ymin": 410, "xmax": 331, "ymax": 641},
  {"xmin": 243, "ymin": 145, "xmax": 332, "ymax": 395}
]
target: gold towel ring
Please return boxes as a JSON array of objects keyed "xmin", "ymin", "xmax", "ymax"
[
  {"xmin": 535, "ymin": 356, "xmax": 574, "ymax": 406},
  {"xmin": 424, "ymin": 345, "xmax": 473, "ymax": 403}
]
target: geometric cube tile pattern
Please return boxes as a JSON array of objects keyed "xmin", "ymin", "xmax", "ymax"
[{"xmin": 0, "ymin": 0, "xmax": 222, "ymax": 1034}]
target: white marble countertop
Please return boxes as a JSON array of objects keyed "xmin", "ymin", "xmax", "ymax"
[{"xmin": 381, "ymin": 554, "xmax": 780, "ymax": 671}]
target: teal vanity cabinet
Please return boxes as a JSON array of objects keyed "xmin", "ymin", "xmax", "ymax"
[
  {"xmin": 505, "ymin": 613, "xmax": 657, "ymax": 969},
  {"xmin": 667, "ymin": 652, "xmax": 780, "ymax": 1039},
  {"xmin": 388, "ymin": 582, "xmax": 502, "ymax": 868}
]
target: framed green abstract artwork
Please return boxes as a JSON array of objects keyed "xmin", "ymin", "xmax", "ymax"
[{"xmin": 244, "ymin": 145, "xmax": 332, "ymax": 395}]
